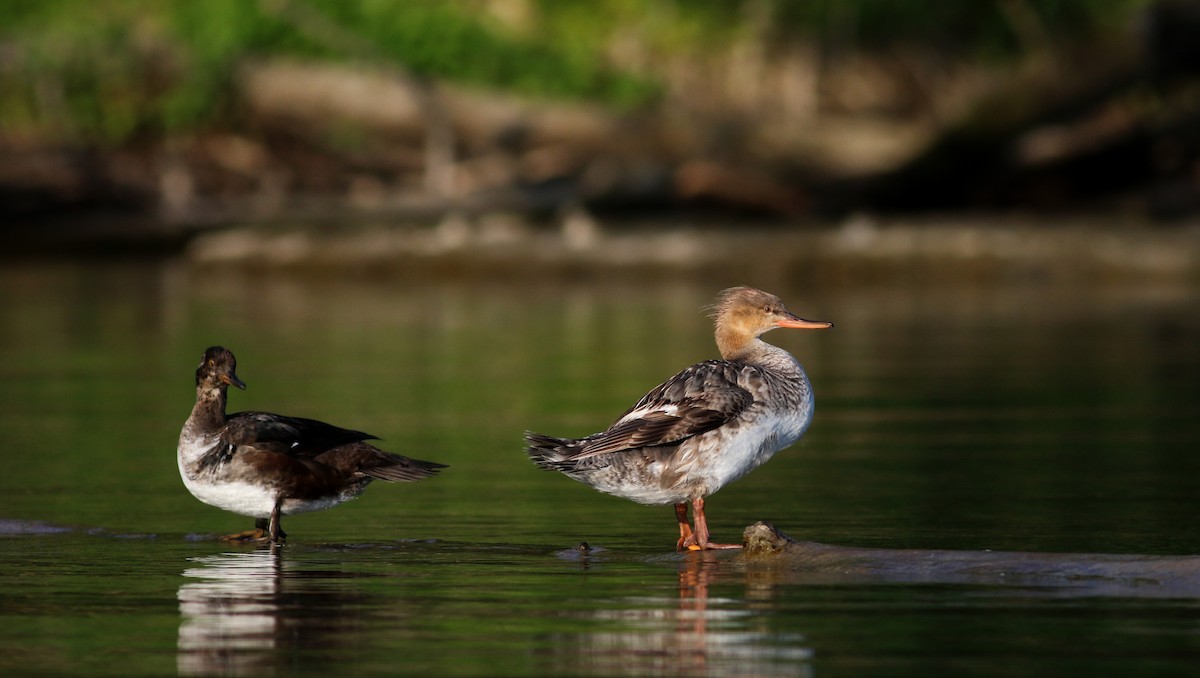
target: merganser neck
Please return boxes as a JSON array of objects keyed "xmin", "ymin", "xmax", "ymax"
[
  {"xmin": 716, "ymin": 328, "xmax": 795, "ymax": 368},
  {"xmin": 188, "ymin": 385, "xmax": 229, "ymax": 434},
  {"xmin": 715, "ymin": 325, "xmax": 754, "ymax": 361}
]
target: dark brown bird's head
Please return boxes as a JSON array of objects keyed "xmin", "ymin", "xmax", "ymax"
[{"xmin": 195, "ymin": 346, "xmax": 247, "ymax": 391}]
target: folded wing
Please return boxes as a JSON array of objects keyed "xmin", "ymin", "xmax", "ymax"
[
  {"xmin": 569, "ymin": 360, "xmax": 755, "ymax": 459},
  {"xmin": 222, "ymin": 412, "xmax": 378, "ymax": 458}
]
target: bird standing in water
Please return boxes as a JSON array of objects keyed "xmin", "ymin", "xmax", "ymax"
[
  {"xmin": 178, "ymin": 346, "xmax": 445, "ymax": 543},
  {"xmin": 526, "ymin": 287, "xmax": 831, "ymax": 551}
]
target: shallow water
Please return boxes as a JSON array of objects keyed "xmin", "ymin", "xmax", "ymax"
[{"xmin": 1, "ymin": 254, "xmax": 1199, "ymax": 676}]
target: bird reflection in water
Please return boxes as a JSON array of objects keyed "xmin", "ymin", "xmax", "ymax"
[
  {"xmin": 176, "ymin": 546, "xmax": 368, "ymax": 676},
  {"xmin": 548, "ymin": 550, "xmax": 813, "ymax": 677}
]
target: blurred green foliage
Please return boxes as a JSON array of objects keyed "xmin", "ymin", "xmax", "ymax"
[
  {"xmin": 0, "ymin": 0, "xmax": 1147, "ymax": 146},
  {"xmin": 0, "ymin": 0, "xmax": 662, "ymax": 144}
]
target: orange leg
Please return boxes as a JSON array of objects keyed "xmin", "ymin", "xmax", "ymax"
[
  {"xmin": 675, "ymin": 502, "xmax": 697, "ymax": 551},
  {"xmin": 687, "ymin": 497, "xmax": 742, "ymax": 551},
  {"xmin": 220, "ymin": 517, "xmax": 270, "ymax": 543}
]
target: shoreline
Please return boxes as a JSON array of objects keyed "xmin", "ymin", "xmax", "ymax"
[
  {"xmin": 8, "ymin": 211, "xmax": 1200, "ymax": 285},
  {"xmin": 183, "ymin": 213, "xmax": 1200, "ymax": 284}
]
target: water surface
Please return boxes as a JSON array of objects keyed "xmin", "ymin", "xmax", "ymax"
[{"xmin": 1, "ymin": 254, "xmax": 1198, "ymax": 676}]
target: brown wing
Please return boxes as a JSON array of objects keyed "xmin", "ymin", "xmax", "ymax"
[{"xmin": 568, "ymin": 360, "xmax": 755, "ymax": 460}]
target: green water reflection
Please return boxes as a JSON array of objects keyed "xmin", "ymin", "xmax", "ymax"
[{"xmin": 1, "ymin": 257, "xmax": 1198, "ymax": 675}]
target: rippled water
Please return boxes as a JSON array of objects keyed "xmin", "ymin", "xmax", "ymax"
[{"xmin": 1, "ymin": 253, "xmax": 1198, "ymax": 676}]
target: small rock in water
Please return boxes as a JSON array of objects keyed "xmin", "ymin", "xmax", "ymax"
[{"xmin": 555, "ymin": 541, "xmax": 606, "ymax": 560}]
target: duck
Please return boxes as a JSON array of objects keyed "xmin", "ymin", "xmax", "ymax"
[
  {"xmin": 526, "ymin": 286, "xmax": 831, "ymax": 551},
  {"xmin": 177, "ymin": 346, "xmax": 446, "ymax": 543}
]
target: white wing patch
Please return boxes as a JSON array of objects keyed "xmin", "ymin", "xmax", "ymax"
[{"xmin": 616, "ymin": 403, "xmax": 678, "ymax": 424}]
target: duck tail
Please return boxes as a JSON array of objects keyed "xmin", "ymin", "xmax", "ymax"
[
  {"xmin": 365, "ymin": 455, "xmax": 448, "ymax": 482},
  {"xmin": 524, "ymin": 431, "xmax": 579, "ymax": 471}
]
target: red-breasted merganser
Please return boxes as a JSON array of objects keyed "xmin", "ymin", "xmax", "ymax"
[
  {"xmin": 178, "ymin": 346, "xmax": 446, "ymax": 543},
  {"xmin": 526, "ymin": 287, "xmax": 832, "ymax": 551}
]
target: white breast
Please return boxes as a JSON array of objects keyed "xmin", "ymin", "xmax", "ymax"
[
  {"xmin": 177, "ymin": 433, "xmax": 277, "ymax": 518},
  {"xmin": 181, "ymin": 476, "xmax": 279, "ymax": 519}
]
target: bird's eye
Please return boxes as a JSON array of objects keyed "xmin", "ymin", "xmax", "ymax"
[{"xmin": 208, "ymin": 359, "xmax": 216, "ymax": 368}]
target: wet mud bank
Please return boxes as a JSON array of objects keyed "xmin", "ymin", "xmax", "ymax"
[{"xmin": 739, "ymin": 522, "xmax": 1200, "ymax": 597}]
